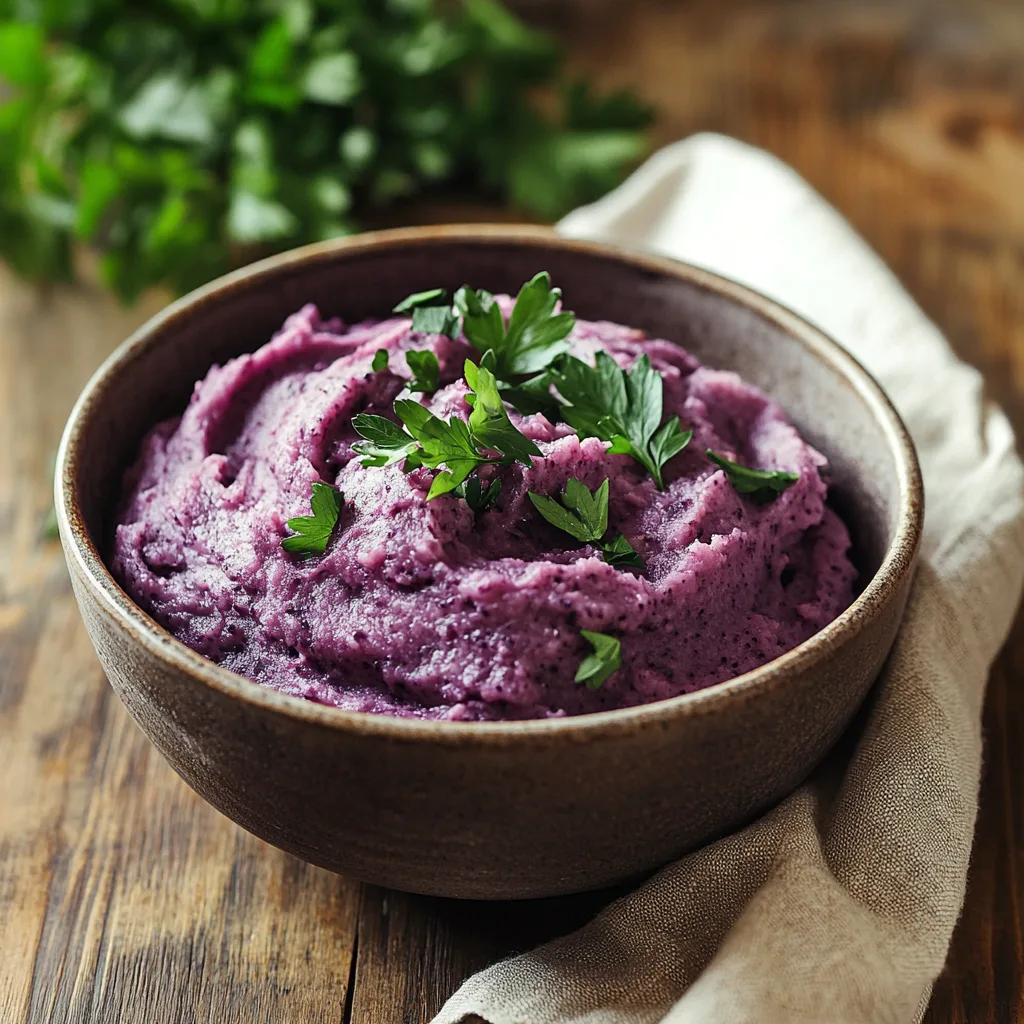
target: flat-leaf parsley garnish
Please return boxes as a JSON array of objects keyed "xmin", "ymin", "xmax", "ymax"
[
  {"xmin": 551, "ymin": 352, "xmax": 693, "ymax": 488},
  {"xmin": 350, "ymin": 414, "xmax": 420, "ymax": 468},
  {"xmin": 392, "ymin": 273, "xmax": 576, "ymax": 378},
  {"xmin": 576, "ymin": 630, "xmax": 622, "ymax": 689},
  {"xmin": 463, "ymin": 360, "xmax": 542, "ymax": 467},
  {"xmin": 405, "ymin": 349, "xmax": 440, "ymax": 393},
  {"xmin": 393, "ymin": 288, "xmax": 447, "ymax": 313},
  {"xmin": 706, "ymin": 450, "xmax": 799, "ymax": 503},
  {"xmin": 527, "ymin": 477, "xmax": 643, "ymax": 570},
  {"xmin": 282, "ymin": 482, "xmax": 343, "ymax": 555},
  {"xmin": 453, "ymin": 476, "xmax": 501, "ymax": 512},
  {"xmin": 392, "ymin": 398, "xmax": 486, "ymax": 500},
  {"xmin": 457, "ymin": 272, "xmax": 575, "ymax": 380},
  {"xmin": 393, "ymin": 288, "xmax": 458, "ymax": 338},
  {"xmin": 529, "ymin": 477, "xmax": 608, "ymax": 543},
  {"xmin": 600, "ymin": 532, "xmax": 644, "ymax": 570},
  {"xmin": 371, "ymin": 349, "xmax": 389, "ymax": 372},
  {"xmin": 351, "ymin": 360, "xmax": 540, "ymax": 502}
]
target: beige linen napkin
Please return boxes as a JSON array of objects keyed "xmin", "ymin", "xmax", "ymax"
[{"xmin": 434, "ymin": 134, "xmax": 1024, "ymax": 1024}]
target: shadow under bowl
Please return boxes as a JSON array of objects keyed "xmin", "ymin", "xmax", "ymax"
[{"xmin": 56, "ymin": 226, "xmax": 923, "ymax": 899}]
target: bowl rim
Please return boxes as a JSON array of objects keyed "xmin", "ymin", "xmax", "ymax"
[{"xmin": 56, "ymin": 224, "xmax": 924, "ymax": 748}]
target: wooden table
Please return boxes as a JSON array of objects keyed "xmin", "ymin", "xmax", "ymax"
[{"xmin": 3, "ymin": 0, "xmax": 1024, "ymax": 1020}]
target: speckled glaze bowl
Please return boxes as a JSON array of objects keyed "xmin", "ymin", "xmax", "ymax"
[{"xmin": 57, "ymin": 226, "xmax": 923, "ymax": 899}]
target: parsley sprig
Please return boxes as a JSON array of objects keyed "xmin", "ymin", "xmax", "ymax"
[
  {"xmin": 551, "ymin": 352, "xmax": 693, "ymax": 488},
  {"xmin": 352, "ymin": 360, "xmax": 540, "ymax": 501},
  {"xmin": 391, "ymin": 272, "xmax": 576, "ymax": 383},
  {"xmin": 282, "ymin": 482, "xmax": 343, "ymax": 555},
  {"xmin": 394, "ymin": 290, "xmax": 459, "ymax": 339},
  {"xmin": 528, "ymin": 478, "xmax": 643, "ymax": 570},
  {"xmin": 456, "ymin": 272, "xmax": 575, "ymax": 379},
  {"xmin": 576, "ymin": 630, "xmax": 622, "ymax": 690},
  {"xmin": 706, "ymin": 450, "xmax": 799, "ymax": 503},
  {"xmin": 405, "ymin": 350, "xmax": 440, "ymax": 393}
]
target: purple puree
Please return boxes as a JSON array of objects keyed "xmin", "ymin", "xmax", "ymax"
[{"xmin": 112, "ymin": 302, "xmax": 857, "ymax": 721}]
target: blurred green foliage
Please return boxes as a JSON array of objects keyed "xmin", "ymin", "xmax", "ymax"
[{"xmin": 0, "ymin": 0, "xmax": 652, "ymax": 302}]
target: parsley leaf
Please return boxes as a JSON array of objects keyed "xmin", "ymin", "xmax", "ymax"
[
  {"xmin": 601, "ymin": 533, "xmax": 644, "ymax": 570},
  {"xmin": 412, "ymin": 305, "xmax": 459, "ymax": 338},
  {"xmin": 282, "ymin": 482, "xmax": 343, "ymax": 555},
  {"xmin": 503, "ymin": 272, "xmax": 576, "ymax": 375},
  {"xmin": 464, "ymin": 359, "xmax": 542, "ymax": 467},
  {"xmin": 371, "ymin": 349, "xmax": 389, "ymax": 372},
  {"xmin": 553, "ymin": 352, "xmax": 692, "ymax": 488},
  {"xmin": 454, "ymin": 285, "xmax": 505, "ymax": 353},
  {"xmin": 405, "ymin": 349, "xmax": 440, "ymax": 392},
  {"xmin": 353, "ymin": 364, "xmax": 539, "ymax": 501},
  {"xmin": 453, "ymin": 476, "xmax": 501, "ymax": 512},
  {"xmin": 529, "ymin": 478, "xmax": 608, "ymax": 544},
  {"xmin": 394, "ymin": 288, "xmax": 460, "ymax": 338},
  {"xmin": 394, "ymin": 399, "xmax": 485, "ymax": 499},
  {"xmin": 350, "ymin": 413, "xmax": 419, "ymax": 467},
  {"xmin": 528, "ymin": 476, "xmax": 643, "ymax": 569},
  {"xmin": 707, "ymin": 450, "xmax": 799, "ymax": 503},
  {"xmin": 575, "ymin": 630, "xmax": 622, "ymax": 690},
  {"xmin": 455, "ymin": 272, "xmax": 575, "ymax": 380},
  {"xmin": 393, "ymin": 288, "xmax": 447, "ymax": 313},
  {"xmin": 499, "ymin": 367, "xmax": 564, "ymax": 419}
]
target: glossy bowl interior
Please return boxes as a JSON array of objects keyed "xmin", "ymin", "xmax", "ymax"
[{"xmin": 57, "ymin": 226, "xmax": 922, "ymax": 899}]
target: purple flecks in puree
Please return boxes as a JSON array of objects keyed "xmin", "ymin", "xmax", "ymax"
[{"xmin": 111, "ymin": 303, "xmax": 857, "ymax": 720}]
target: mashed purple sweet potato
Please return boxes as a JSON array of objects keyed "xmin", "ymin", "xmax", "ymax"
[{"xmin": 112, "ymin": 301, "xmax": 857, "ymax": 720}]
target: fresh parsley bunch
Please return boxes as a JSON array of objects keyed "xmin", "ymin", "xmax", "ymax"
[{"xmin": 0, "ymin": 1, "xmax": 651, "ymax": 302}]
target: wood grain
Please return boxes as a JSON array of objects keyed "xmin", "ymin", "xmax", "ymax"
[{"xmin": 3, "ymin": 0, "xmax": 1024, "ymax": 1020}]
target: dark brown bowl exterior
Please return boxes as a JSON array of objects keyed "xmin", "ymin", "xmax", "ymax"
[{"xmin": 57, "ymin": 226, "xmax": 922, "ymax": 899}]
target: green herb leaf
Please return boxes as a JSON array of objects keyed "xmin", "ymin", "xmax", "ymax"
[
  {"xmin": 394, "ymin": 399, "xmax": 486, "ymax": 499},
  {"xmin": 528, "ymin": 477, "xmax": 608, "ymax": 544},
  {"xmin": 455, "ymin": 272, "xmax": 574, "ymax": 380},
  {"xmin": 351, "ymin": 413, "xmax": 418, "ymax": 467},
  {"xmin": 393, "ymin": 288, "xmax": 447, "ymax": 313},
  {"xmin": 499, "ymin": 368, "xmax": 563, "ymax": 419},
  {"xmin": 553, "ymin": 353, "xmax": 692, "ymax": 488},
  {"xmin": 371, "ymin": 349, "xmax": 389, "ymax": 372},
  {"xmin": 405, "ymin": 349, "xmax": 440, "ymax": 392},
  {"xmin": 282, "ymin": 481, "xmax": 342, "ymax": 554},
  {"xmin": 601, "ymin": 533, "xmax": 643, "ymax": 570},
  {"xmin": 706, "ymin": 450, "xmax": 799, "ymax": 503},
  {"xmin": 650, "ymin": 416, "xmax": 693, "ymax": 470},
  {"xmin": 454, "ymin": 286, "xmax": 505, "ymax": 355},
  {"xmin": 355, "ymin": 363, "xmax": 539, "ymax": 500},
  {"xmin": 0, "ymin": 7, "xmax": 648, "ymax": 303},
  {"xmin": 553, "ymin": 351, "xmax": 627, "ymax": 437},
  {"xmin": 453, "ymin": 476, "xmax": 501, "ymax": 512},
  {"xmin": 411, "ymin": 305, "xmax": 458, "ymax": 338},
  {"xmin": 575, "ymin": 630, "xmax": 622, "ymax": 690},
  {"xmin": 464, "ymin": 360, "xmax": 541, "ymax": 466},
  {"xmin": 502, "ymin": 272, "xmax": 575, "ymax": 376}
]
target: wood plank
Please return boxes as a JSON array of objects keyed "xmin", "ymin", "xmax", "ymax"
[{"xmin": 349, "ymin": 886, "xmax": 623, "ymax": 1023}]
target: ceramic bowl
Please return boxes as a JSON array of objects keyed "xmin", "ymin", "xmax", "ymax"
[{"xmin": 56, "ymin": 226, "xmax": 923, "ymax": 899}]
